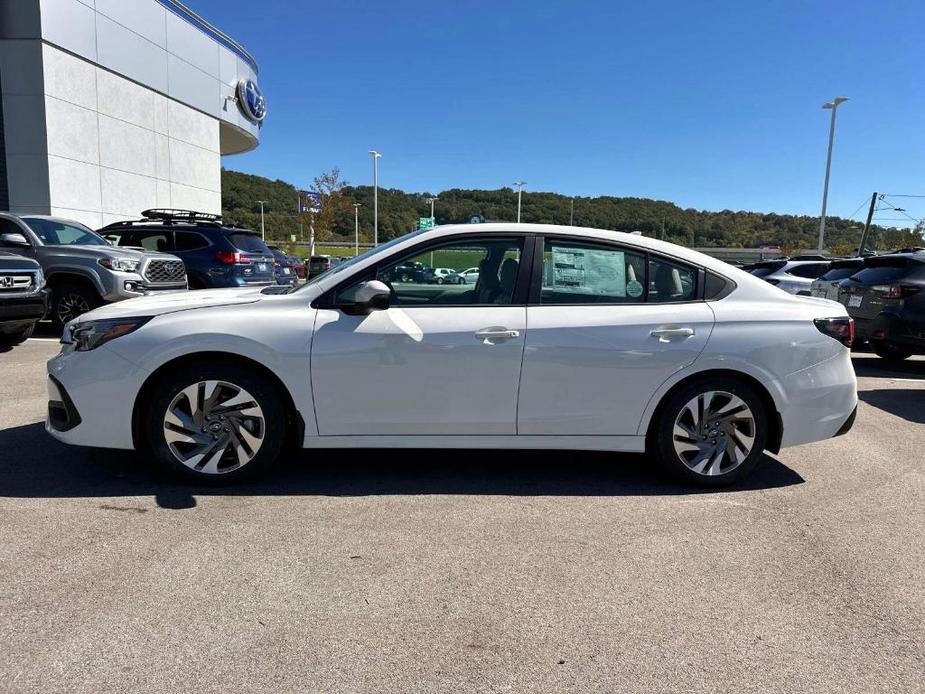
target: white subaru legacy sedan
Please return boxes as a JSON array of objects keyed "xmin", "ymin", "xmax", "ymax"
[{"xmin": 46, "ymin": 224, "xmax": 858, "ymax": 487}]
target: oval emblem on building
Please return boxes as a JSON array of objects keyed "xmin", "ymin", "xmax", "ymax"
[{"xmin": 236, "ymin": 78, "xmax": 267, "ymax": 124}]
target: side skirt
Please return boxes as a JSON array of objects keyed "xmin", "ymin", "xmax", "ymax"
[{"xmin": 301, "ymin": 435, "xmax": 647, "ymax": 453}]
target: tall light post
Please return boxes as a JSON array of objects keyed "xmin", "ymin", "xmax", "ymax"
[
  {"xmin": 369, "ymin": 150, "xmax": 381, "ymax": 246},
  {"xmin": 569, "ymin": 197, "xmax": 574, "ymax": 226},
  {"xmin": 817, "ymin": 96, "xmax": 849, "ymax": 251},
  {"xmin": 257, "ymin": 200, "xmax": 267, "ymax": 241},
  {"xmin": 426, "ymin": 196, "xmax": 438, "ymax": 220},
  {"xmin": 353, "ymin": 203, "xmax": 362, "ymax": 256},
  {"xmin": 513, "ymin": 181, "xmax": 526, "ymax": 223}
]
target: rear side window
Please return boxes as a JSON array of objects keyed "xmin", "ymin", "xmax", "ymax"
[
  {"xmin": 540, "ymin": 241, "xmax": 647, "ymax": 304},
  {"xmin": 174, "ymin": 231, "xmax": 209, "ymax": 251},
  {"xmin": 130, "ymin": 231, "xmax": 173, "ymax": 252},
  {"xmin": 788, "ymin": 263, "xmax": 829, "ymax": 279},
  {"xmin": 649, "ymin": 257, "xmax": 697, "ymax": 302},
  {"xmin": 227, "ymin": 232, "xmax": 269, "ymax": 253}
]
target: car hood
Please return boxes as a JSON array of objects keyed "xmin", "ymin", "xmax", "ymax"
[
  {"xmin": 75, "ymin": 286, "xmax": 268, "ymax": 321},
  {"xmin": 0, "ymin": 251, "xmax": 41, "ymax": 270},
  {"xmin": 41, "ymin": 244, "xmax": 180, "ymax": 262}
]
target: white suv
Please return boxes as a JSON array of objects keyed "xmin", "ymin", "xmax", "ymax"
[{"xmin": 748, "ymin": 259, "xmax": 831, "ymax": 295}]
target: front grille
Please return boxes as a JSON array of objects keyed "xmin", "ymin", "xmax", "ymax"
[
  {"xmin": 143, "ymin": 259, "xmax": 186, "ymax": 284},
  {"xmin": 0, "ymin": 271, "xmax": 36, "ymax": 294}
]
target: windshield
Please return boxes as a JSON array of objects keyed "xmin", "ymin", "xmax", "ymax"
[
  {"xmin": 23, "ymin": 218, "xmax": 108, "ymax": 246},
  {"xmin": 293, "ymin": 229, "xmax": 428, "ymax": 292}
]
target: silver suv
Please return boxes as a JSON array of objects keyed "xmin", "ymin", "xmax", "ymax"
[{"xmin": 0, "ymin": 213, "xmax": 187, "ymax": 327}]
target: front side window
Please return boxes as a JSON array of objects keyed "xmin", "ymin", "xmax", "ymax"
[
  {"xmin": 540, "ymin": 241, "xmax": 646, "ymax": 304},
  {"xmin": 22, "ymin": 218, "xmax": 108, "ymax": 246},
  {"xmin": 131, "ymin": 232, "xmax": 172, "ymax": 252},
  {"xmin": 336, "ymin": 237, "xmax": 524, "ymax": 307}
]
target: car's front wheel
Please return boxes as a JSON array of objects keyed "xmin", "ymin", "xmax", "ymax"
[
  {"xmin": 52, "ymin": 282, "xmax": 100, "ymax": 329},
  {"xmin": 652, "ymin": 378, "xmax": 768, "ymax": 487},
  {"xmin": 144, "ymin": 363, "xmax": 287, "ymax": 483}
]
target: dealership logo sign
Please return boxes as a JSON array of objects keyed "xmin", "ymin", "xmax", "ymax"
[{"xmin": 236, "ymin": 79, "xmax": 267, "ymax": 124}]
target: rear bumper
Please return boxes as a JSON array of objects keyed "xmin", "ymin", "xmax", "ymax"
[
  {"xmin": 779, "ymin": 349, "xmax": 858, "ymax": 448},
  {"xmin": 853, "ymin": 314, "xmax": 925, "ymax": 348}
]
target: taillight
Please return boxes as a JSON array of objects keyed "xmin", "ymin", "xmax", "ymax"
[
  {"xmin": 814, "ymin": 317, "xmax": 854, "ymax": 347},
  {"xmin": 215, "ymin": 251, "xmax": 251, "ymax": 265},
  {"xmin": 871, "ymin": 284, "xmax": 920, "ymax": 299}
]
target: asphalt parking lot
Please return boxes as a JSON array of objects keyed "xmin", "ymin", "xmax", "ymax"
[{"xmin": 1, "ymin": 334, "xmax": 923, "ymax": 693}]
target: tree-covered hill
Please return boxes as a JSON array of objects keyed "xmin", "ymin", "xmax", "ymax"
[{"xmin": 221, "ymin": 168, "xmax": 920, "ymax": 255}]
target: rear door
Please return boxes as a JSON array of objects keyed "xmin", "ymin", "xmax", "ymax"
[{"xmin": 518, "ymin": 237, "xmax": 715, "ymax": 435}]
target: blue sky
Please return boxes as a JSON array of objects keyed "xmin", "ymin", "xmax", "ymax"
[{"xmin": 188, "ymin": 0, "xmax": 924, "ymax": 225}]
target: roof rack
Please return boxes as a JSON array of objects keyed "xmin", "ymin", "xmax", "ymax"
[{"xmin": 141, "ymin": 209, "xmax": 222, "ymax": 223}]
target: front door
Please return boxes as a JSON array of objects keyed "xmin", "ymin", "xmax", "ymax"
[
  {"xmin": 311, "ymin": 236, "xmax": 529, "ymax": 435},
  {"xmin": 517, "ymin": 238, "xmax": 715, "ymax": 435}
]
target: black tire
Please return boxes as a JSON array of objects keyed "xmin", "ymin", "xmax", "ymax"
[
  {"xmin": 0, "ymin": 323, "xmax": 34, "ymax": 348},
  {"xmin": 651, "ymin": 377, "xmax": 769, "ymax": 488},
  {"xmin": 437, "ymin": 278, "xmax": 444, "ymax": 285},
  {"xmin": 143, "ymin": 362, "xmax": 288, "ymax": 484},
  {"xmin": 871, "ymin": 341, "xmax": 913, "ymax": 362},
  {"xmin": 51, "ymin": 282, "xmax": 100, "ymax": 329}
]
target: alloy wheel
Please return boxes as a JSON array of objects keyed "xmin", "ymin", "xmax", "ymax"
[
  {"xmin": 162, "ymin": 380, "xmax": 265, "ymax": 475},
  {"xmin": 57, "ymin": 293, "xmax": 90, "ymax": 325},
  {"xmin": 672, "ymin": 390, "xmax": 756, "ymax": 476}
]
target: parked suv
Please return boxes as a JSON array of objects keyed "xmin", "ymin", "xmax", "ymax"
[
  {"xmin": 838, "ymin": 251, "xmax": 925, "ymax": 361},
  {"xmin": 0, "ymin": 251, "xmax": 48, "ymax": 347},
  {"xmin": 747, "ymin": 259, "xmax": 831, "ymax": 295},
  {"xmin": 810, "ymin": 258, "xmax": 864, "ymax": 301},
  {"xmin": 0, "ymin": 212, "xmax": 187, "ymax": 328},
  {"xmin": 267, "ymin": 246, "xmax": 299, "ymax": 287},
  {"xmin": 101, "ymin": 210, "xmax": 275, "ymax": 290}
]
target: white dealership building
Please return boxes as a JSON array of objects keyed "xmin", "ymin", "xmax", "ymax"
[{"xmin": 0, "ymin": 0, "xmax": 265, "ymax": 229}]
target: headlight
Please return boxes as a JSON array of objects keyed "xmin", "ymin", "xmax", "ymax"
[
  {"xmin": 98, "ymin": 257, "xmax": 140, "ymax": 272},
  {"xmin": 63, "ymin": 316, "xmax": 152, "ymax": 351}
]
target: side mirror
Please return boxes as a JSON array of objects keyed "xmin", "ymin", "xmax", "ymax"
[
  {"xmin": 0, "ymin": 232, "xmax": 30, "ymax": 248},
  {"xmin": 352, "ymin": 280, "xmax": 390, "ymax": 313}
]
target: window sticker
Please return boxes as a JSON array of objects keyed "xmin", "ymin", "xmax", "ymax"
[{"xmin": 551, "ymin": 247, "xmax": 627, "ymax": 296}]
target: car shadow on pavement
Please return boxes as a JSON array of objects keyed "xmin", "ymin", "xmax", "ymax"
[
  {"xmin": 0, "ymin": 422, "xmax": 804, "ymax": 509},
  {"xmin": 851, "ymin": 354, "xmax": 924, "ymax": 380},
  {"xmin": 857, "ymin": 389, "xmax": 925, "ymax": 424}
]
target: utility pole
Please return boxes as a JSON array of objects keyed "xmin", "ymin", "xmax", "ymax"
[
  {"xmin": 353, "ymin": 203, "xmax": 362, "ymax": 256},
  {"xmin": 513, "ymin": 181, "xmax": 526, "ymax": 223},
  {"xmin": 569, "ymin": 197, "xmax": 574, "ymax": 226},
  {"xmin": 257, "ymin": 200, "xmax": 267, "ymax": 241},
  {"xmin": 369, "ymin": 150, "xmax": 381, "ymax": 245},
  {"xmin": 817, "ymin": 96, "xmax": 849, "ymax": 251},
  {"xmin": 856, "ymin": 192, "xmax": 878, "ymax": 257}
]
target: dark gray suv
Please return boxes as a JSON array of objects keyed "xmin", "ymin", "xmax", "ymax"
[{"xmin": 0, "ymin": 213, "xmax": 187, "ymax": 328}]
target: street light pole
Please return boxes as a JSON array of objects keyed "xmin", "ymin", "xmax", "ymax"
[
  {"xmin": 513, "ymin": 181, "xmax": 526, "ymax": 223},
  {"xmin": 369, "ymin": 150, "xmax": 381, "ymax": 246},
  {"xmin": 426, "ymin": 196, "xmax": 438, "ymax": 220},
  {"xmin": 257, "ymin": 200, "xmax": 267, "ymax": 241},
  {"xmin": 569, "ymin": 197, "xmax": 574, "ymax": 226},
  {"xmin": 353, "ymin": 203, "xmax": 362, "ymax": 256},
  {"xmin": 817, "ymin": 96, "xmax": 849, "ymax": 252}
]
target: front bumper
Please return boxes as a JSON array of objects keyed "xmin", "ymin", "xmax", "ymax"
[
  {"xmin": 0, "ymin": 289, "xmax": 49, "ymax": 327},
  {"xmin": 45, "ymin": 344, "xmax": 147, "ymax": 449}
]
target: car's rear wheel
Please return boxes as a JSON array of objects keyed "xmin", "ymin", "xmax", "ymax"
[
  {"xmin": 52, "ymin": 282, "xmax": 99, "ymax": 329},
  {"xmin": 871, "ymin": 340, "xmax": 914, "ymax": 362},
  {"xmin": 144, "ymin": 363, "xmax": 287, "ymax": 483},
  {"xmin": 652, "ymin": 377, "xmax": 768, "ymax": 487}
]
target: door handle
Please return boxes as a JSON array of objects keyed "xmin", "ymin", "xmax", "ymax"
[
  {"xmin": 650, "ymin": 326, "xmax": 695, "ymax": 342},
  {"xmin": 475, "ymin": 327, "xmax": 520, "ymax": 342}
]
